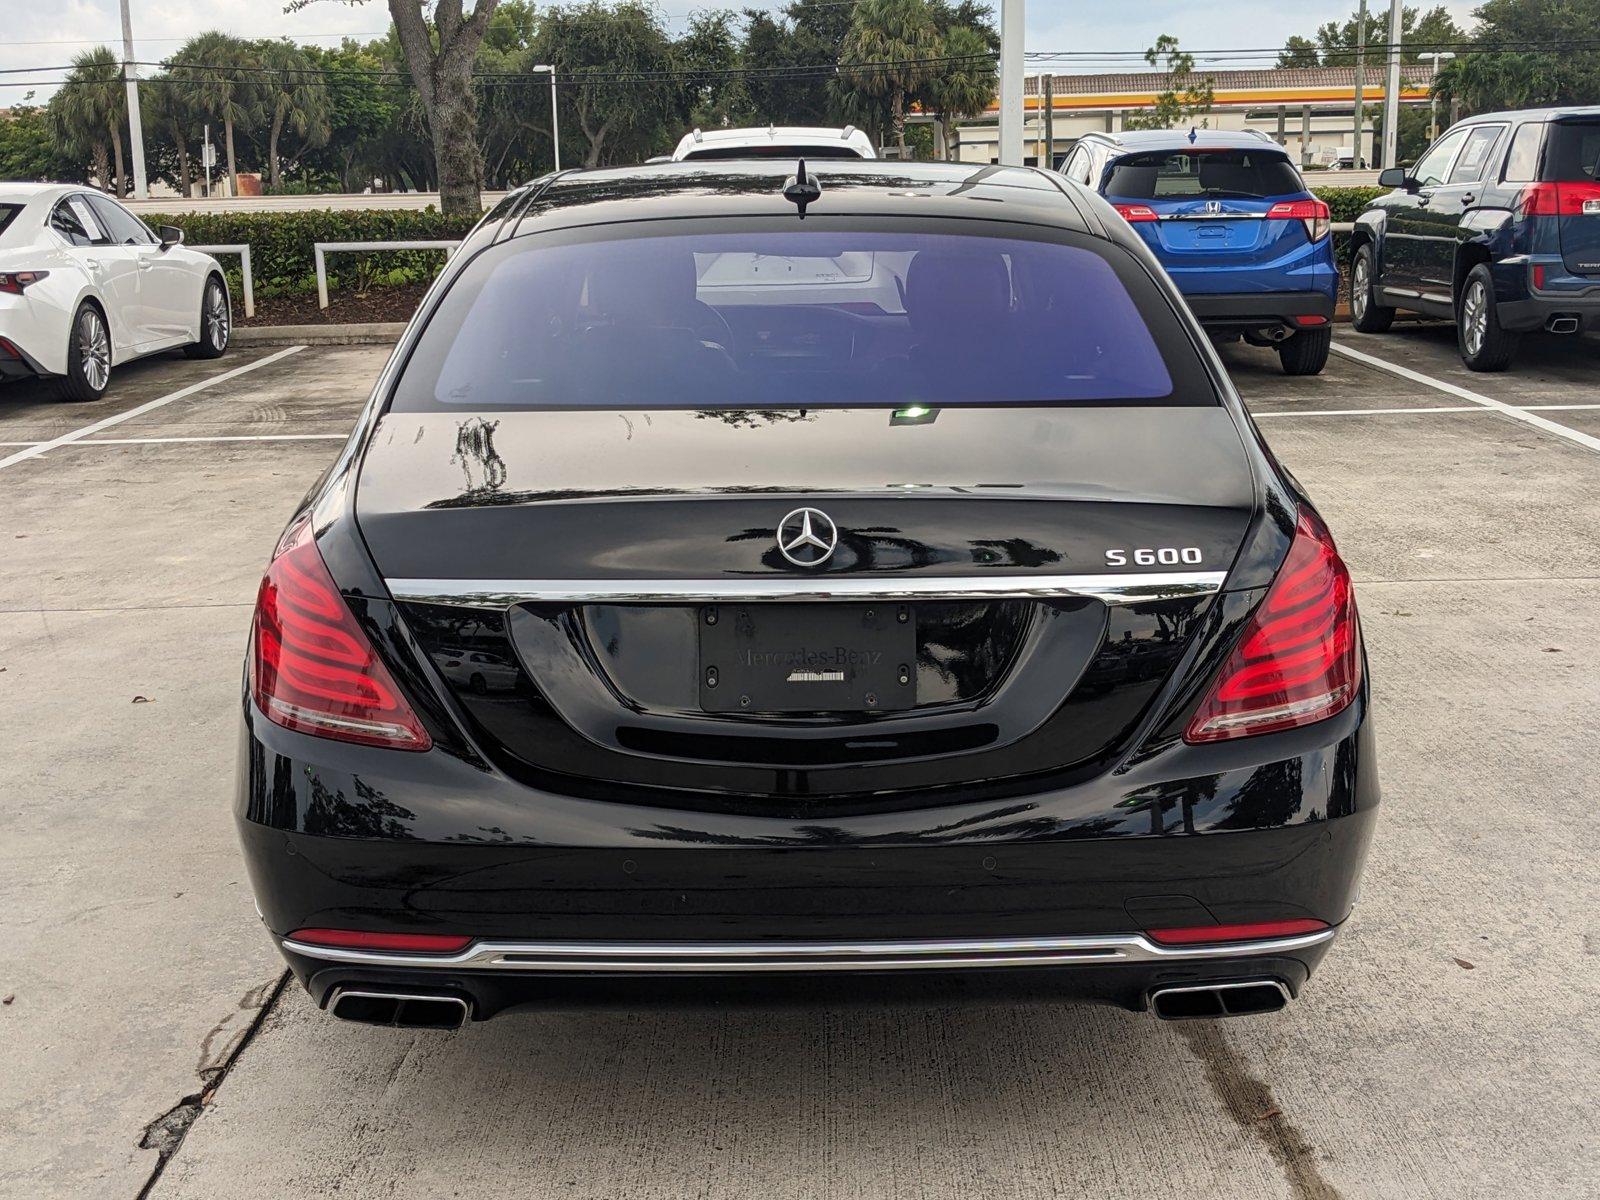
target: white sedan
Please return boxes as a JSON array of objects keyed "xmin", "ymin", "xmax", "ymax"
[{"xmin": 0, "ymin": 183, "xmax": 230, "ymax": 401}]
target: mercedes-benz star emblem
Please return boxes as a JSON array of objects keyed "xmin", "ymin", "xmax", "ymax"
[{"xmin": 776, "ymin": 507, "xmax": 839, "ymax": 568}]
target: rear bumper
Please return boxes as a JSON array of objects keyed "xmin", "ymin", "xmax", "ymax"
[
  {"xmin": 1497, "ymin": 294, "xmax": 1600, "ymax": 332},
  {"xmin": 1184, "ymin": 290, "xmax": 1336, "ymax": 330}
]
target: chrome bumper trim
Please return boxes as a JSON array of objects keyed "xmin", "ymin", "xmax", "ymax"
[
  {"xmin": 281, "ymin": 928, "xmax": 1336, "ymax": 974},
  {"xmin": 384, "ymin": 571, "xmax": 1228, "ymax": 609}
]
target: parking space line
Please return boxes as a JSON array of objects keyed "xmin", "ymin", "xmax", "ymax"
[
  {"xmin": 0, "ymin": 433, "xmax": 347, "ymax": 447},
  {"xmin": 0, "ymin": 345, "xmax": 306, "ymax": 472},
  {"xmin": 1255, "ymin": 406, "xmax": 1482, "ymax": 418},
  {"xmin": 1330, "ymin": 342, "xmax": 1600, "ymax": 454}
]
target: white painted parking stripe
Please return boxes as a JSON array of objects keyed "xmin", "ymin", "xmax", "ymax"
[
  {"xmin": 1330, "ymin": 341, "xmax": 1600, "ymax": 454},
  {"xmin": 0, "ymin": 345, "xmax": 306, "ymax": 472},
  {"xmin": 0, "ymin": 433, "xmax": 347, "ymax": 447},
  {"xmin": 1254, "ymin": 403, "xmax": 1600, "ymax": 418}
]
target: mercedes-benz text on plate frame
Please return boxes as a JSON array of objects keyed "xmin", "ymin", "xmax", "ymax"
[{"xmin": 236, "ymin": 160, "xmax": 1376, "ymax": 1028}]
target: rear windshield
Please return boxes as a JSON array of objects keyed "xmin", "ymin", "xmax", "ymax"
[
  {"xmin": 1104, "ymin": 149, "xmax": 1303, "ymax": 200},
  {"xmin": 1543, "ymin": 121, "xmax": 1600, "ymax": 181},
  {"xmin": 391, "ymin": 226, "xmax": 1213, "ymax": 412},
  {"xmin": 0, "ymin": 204, "xmax": 20, "ymax": 237}
]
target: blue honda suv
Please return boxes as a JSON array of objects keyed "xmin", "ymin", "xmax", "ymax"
[{"xmin": 1059, "ymin": 130, "xmax": 1338, "ymax": 374}]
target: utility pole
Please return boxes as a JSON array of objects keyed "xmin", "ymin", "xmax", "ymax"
[
  {"xmin": 1382, "ymin": 0, "xmax": 1403, "ymax": 169},
  {"xmin": 533, "ymin": 65, "xmax": 560, "ymax": 172},
  {"xmin": 1352, "ymin": 0, "xmax": 1367, "ymax": 170},
  {"xmin": 1042, "ymin": 74, "xmax": 1054, "ymax": 170},
  {"xmin": 998, "ymin": 0, "xmax": 1024, "ymax": 165},
  {"xmin": 120, "ymin": 0, "xmax": 148, "ymax": 198}
]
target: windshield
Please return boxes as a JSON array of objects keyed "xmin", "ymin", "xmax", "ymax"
[
  {"xmin": 1104, "ymin": 149, "xmax": 1303, "ymax": 200},
  {"xmin": 390, "ymin": 227, "xmax": 1209, "ymax": 411}
]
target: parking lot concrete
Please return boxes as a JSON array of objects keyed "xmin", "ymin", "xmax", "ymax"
[{"xmin": 1, "ymin": 326, "xmax": 1596, "ymax": 1199}]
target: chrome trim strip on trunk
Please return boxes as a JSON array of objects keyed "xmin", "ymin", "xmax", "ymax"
[
  {"xmin": 281, "ymin": 927, "xmax": 1336, "ymax": 973},
  {"xmin": 384, "ymin": 571, "xmax": 1228, "ymax": 609},
  {"xmin": 1158, "ymin": 212, "xmax": 1268, "ymax": 221}
]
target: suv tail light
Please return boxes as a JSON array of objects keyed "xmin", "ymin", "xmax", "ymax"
[
  {"xmin": 1185, "ymin": 508, "xmax": 1361, "ymax": 744},
  {"xmin": 1113, "ymin": 203, "xmax": 1159, "ymax": 223},
  {"xmin": 1266, "ymin": 199, "xmax": 1331, "ymax": 242},
  {"xmin": 1518, "ymin": 181, "xmax": 1600, "ymax": 216},
  {"xmin": 250, "ymin": 518, "xmax": 431, "ymax": 750}
]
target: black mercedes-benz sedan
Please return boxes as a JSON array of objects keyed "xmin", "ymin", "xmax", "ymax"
[{"xmin": 238, "ymin": 160, "xmax": 1376, "ymax": 1029}]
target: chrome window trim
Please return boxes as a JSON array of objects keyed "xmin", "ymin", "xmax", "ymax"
[
  {"xmin": 384, "ymin": 570, "xmax": 1228, "ymax": 609},
  {"xmin": 281, "ymin": 927, "xmax": 1336, "ymax": 973}
]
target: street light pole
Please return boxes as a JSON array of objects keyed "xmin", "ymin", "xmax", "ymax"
[
  {"xmin": 1352, "ymin": 0, "xmax": 1367, "ymax": 170},
  {"xmin": 1382, "ymin": 0, "xmax": 1404, "ymax": 169},
  {"xmin": 533, "ymin": 64, "xmax": 560, "ymax": 172},
  {"xmin": 120, "ymin": 0, "xmax": 148, "ymax": 198},
  {"xmin": 998, "ymin": 0, "xmax": 1024, "ymax": 165}
]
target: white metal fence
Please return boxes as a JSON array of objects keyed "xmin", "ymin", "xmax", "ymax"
[{"xmin": 313, "ymin": 240, "xmax": 461, "ymax": 310}]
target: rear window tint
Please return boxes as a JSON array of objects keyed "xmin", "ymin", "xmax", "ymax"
[
  {"xmin": 1543, "ymin": 121, "xmax": 1600, "ymax": 181},
  {"xmin": 0, "ymin": 204, "xmax": 19, "ymax": 237},
  {"xmin": 1104, "ymin": 150, "xmax": 1303, "ymax": 199},
  {"xmin": 390, "ymin": 225, "xmax": 1214, "ymax": 412}
]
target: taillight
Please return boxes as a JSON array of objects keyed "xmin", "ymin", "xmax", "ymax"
[
  {"xmin": 1113, "ymin": 203, "xmax": 1160, "ymax": 223},
  {"xmin": 1266, "ymin": 198, "xmax": 1331, "ymax": 242},
  {"xmin": 250, "ymin": 518, "xmax": 431, "ymax": 750},
  {"xmin": 1185, "ymin": 508, "xmax": 1361, "ymax": 744},
  {"xmin": 288, "ymin": 928, "xmax": 470, "ymax": 953},
  {"xmin": 1147, "ymin": 918, "xmax": 1329, "ymax": 946},
  {"xmin": 1518, "ymin": 181, "xmax": 1600, "ymax": 217},
  {"xmin": 0, "ymin": 270, "xmax": 50, "ymax": 294}
]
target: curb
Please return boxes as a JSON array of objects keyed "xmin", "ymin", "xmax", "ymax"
[{"xmin": 235, "ymin": 322, "xmax": 406, "ymax": 346}]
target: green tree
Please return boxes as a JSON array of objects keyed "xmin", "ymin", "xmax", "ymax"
[
  {"xmin": 254, "ymin": 40, "xmax": 331, "ymax": 191},
  {"xmin": 48, "ymin": 48, "xmax": 127, "ymax": 193},
  {"xmin": 175, "ymin": 32, "xmax": 260, "ymax": 196},
  {"xmin": 0, "ymin": 103, "xmax": 83, "ymax": 182},
  {"xmin": 144, "ymin": 71, "xmax": 201, "ymax": 196},
  {"xmin": 535, "ymin": 2, "xmax": 680, "ymax": 168},
  {"xmin": 1122, "ymin": 35, "xmax": 1214, "ymax": 132},
  {"xmin": 303, "ymin": 41, "xmax": 402, "ymax": 191},
  {"xmin": 917, "ymin": 24, "xmax": 997, "ymax": 159},
  {"xmin": 840, "ymin": 0, "xmax": 943, "ymax": 157},
  {"xmin": 1314, "ymin": 4, "xmax": 1463, "ymax": 67},
  {"xmin": 1277, "ymin": 35, "xmax": 1321, "ymax": 69},
  {"xmin": 1435, "ymin": 0, "xmax": 1600, "ymax": 114}
]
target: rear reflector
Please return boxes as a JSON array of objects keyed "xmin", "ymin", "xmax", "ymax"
[
  {"xmin": 1113, "ymin": 203, "xmax": 1160, "ymax": 223},
  {"xmin": 1147, "ymin": 918, "xmax": 1329, "ymax": 946},
  {"xmin": 1293, "ymin": 314, "xmax": 1329, "ymax": 327},
  {"xmin": 1185, "ymin": 507, "xmax": 1361, "ymax": 743},
  {"xmin": 251, "ymin": 517, "xmax": 431, "ymax": 750},
  {"xmin": 289, "ymin": 928, "xmax": 472, "ymax": 953},
  {"xmin": 1266, "ymin": 198, "xmax": 1331, "ymax": 242}
]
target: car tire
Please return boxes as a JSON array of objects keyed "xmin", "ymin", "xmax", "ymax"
[
  {"xmin": 1457, "ymin": 264, "xmax": 1518, "ymax": 372},
  {"xmin": 56, "ymin": 302, "xmax": 111, "ymax": 402},
  {"xmin": 183, "ymin": 276, "xmax": 231, "ymax": 360},
  {"xmin": 1350, "ymin": 245, "xmax": 1395, "ymax": 333},
  {"xmin": 1277, "ymin": 326, "xmax": 1332, "ymax": 376}
]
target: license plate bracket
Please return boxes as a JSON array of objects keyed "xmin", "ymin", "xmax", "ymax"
[{"xmin": 697, "ymin": 603, "xmax": 917, "ymax": 714}]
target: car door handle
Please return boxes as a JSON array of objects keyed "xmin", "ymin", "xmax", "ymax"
[
  {"xmin": 1461, "ymin": 194, "xmax": 1476, "ymax": 206},
  {"xmin": 1417, "ymin": 194, "xmax": 1431, "ymax": 208}
]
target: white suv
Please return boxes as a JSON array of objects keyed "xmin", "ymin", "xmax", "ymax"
[{"xmin": 671, "ymin": 126, "xmax": 876, "ymax": 162}]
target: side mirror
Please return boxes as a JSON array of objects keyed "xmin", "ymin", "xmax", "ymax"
[
  {"xmin": 158, "ymin": 224, "xmax": 183, "ymax": 250},
  {"xmin": 1377, "ymin": 167, "xmax": 1410, "ymax": 190}
]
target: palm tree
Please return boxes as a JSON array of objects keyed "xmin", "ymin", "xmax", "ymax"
[
  {"xmin": 919, "ymin": 24, "xmax": 996, "ymax": 160},
  {"xmin": 840, "ymin": 0, "xmax": 942, "ymax": 157},
  {"xmin": 176, "ymin": 32, "xmax": 259, "ymax": 197},
  {"xmin": 255, "ymin": 40, "xmax": 331, "ymax": 191},
  {"xmin": 49, "ymin": 48, "xmax": 127, "ymax": 193},
  {"xmin": 145, "ymin": 71, "xmax": 198, "ymax": 196}
]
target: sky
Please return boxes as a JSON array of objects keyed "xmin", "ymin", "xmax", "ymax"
[{"xmin": 2, "ymin": 0, "xmax": 1482, "ymax": 105}]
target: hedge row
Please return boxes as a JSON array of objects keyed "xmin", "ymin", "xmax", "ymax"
[
  {"xmin": 148, "ymin": 185, "xmax": 1387, "ymax": 299},
  {"xmin": 143, "ymin": 207, "xmax": 481, "ymax": 298}
]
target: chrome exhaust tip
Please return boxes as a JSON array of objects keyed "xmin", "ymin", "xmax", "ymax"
[
  {"xmin": 328, "ymin": 988, "xmax": 471, "ymax": 1029},
  {"xmin": 1149, "ymin": 980, "xmax": 1290, "ymax": 1020},
  {"xmin": 1545, "ymin": 314, "xmax": 1580, "ymax": 334}
]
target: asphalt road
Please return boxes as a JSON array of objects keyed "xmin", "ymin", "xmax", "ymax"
[{"xmin": 1, "ymin": 323, "xmax": 1596, "ymax": 1199}]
